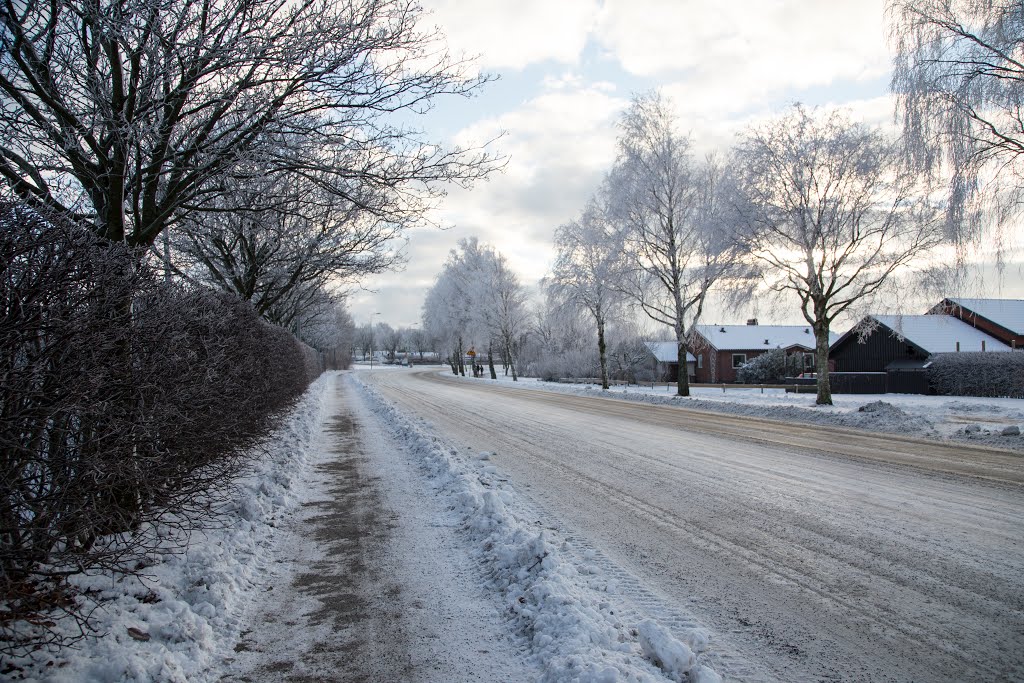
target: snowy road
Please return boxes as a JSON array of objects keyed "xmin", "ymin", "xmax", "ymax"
[{"xmin": 366, "ymin": 368, "xmax": 1024, "ymax": 682}]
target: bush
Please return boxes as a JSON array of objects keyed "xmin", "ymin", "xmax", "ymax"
[
  {"xmin": 0, "ymin": 205, "xmax": 319, "ymax": 654},
  {"xmin": 928, "ymin": 352, "xmax": 1024, "ymax": 397},
  {"xmin": 736, "ymin": 348, "xmax": 803, "ymax": 384}
]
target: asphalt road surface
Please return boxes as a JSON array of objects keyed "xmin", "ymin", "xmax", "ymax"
[{"xmin": 366, "ymin": 368, "xmax": 1024, "ymax": 682}]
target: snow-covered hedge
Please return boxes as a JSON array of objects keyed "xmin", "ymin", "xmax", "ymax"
[
  {"xmin": 928, "ymin": 351, "xmax": 1024, "ymax": 398},
  {"xmin": 735, "ymin": 348, "xmax": 803, "ymax": 384},
  {"xmin": 0, "ymin": 205, "xmax": 321, "ymax": 655}
]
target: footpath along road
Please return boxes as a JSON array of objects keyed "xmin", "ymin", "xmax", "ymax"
[{"xmin": 366, "ymin": 367, "xmax": 1024, "ymax": 682}]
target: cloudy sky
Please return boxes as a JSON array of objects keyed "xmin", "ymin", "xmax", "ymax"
[{"xmin": 345, "ymin": 0, "xmax": 1012, "ymax": 330}]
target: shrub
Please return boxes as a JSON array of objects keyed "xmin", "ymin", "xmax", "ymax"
[
  {"xmin": 736, "ymin": 348, "xmax": 803, "ymax": 384},
  {"xmin": 0, "ymin": 204, "xmax": 319, "ymax": 654},
  {"xmin": 928, "ymin": 352, "xmax": 1024, "ymax": 398}
]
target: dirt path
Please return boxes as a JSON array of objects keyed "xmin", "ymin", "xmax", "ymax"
[{"xmin": 223, "ymin": 375, "xmax": 535, "ymax": 682}]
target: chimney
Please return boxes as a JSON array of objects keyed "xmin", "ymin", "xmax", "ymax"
[
  {"xmin": 956, "ymin": 341, "xmax": 960, "ymax": 352},
  {"xmin": 982, "ymin": 340, "xmax": 986, "ymax": 352},
  {"xmin": 747, "ymin": 318, "xmax": 758, "ymax": 326},
  {"xmin": 764, "ymin": 339, "xmax": 769, "ymax": 345}
]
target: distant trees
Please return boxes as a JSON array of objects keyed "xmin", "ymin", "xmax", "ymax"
[
  {"xmin": 608, "ymin": 92, "xmax": 744, "ymax": 397},
  {"xmin": 889, "ymin": 0, "xmax": 1024, "ymax": 248},
  {"xmin": 733, "ymin": 105, "xmax": 943, "ymax": 404}
]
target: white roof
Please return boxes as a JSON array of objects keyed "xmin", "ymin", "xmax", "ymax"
[
  {"xmin": 872, "ymin": 314, "xmax": 1013, "ymax": 353},
  {"xmin": 693, "ymin": 324, "xmax": 836, "ymax": 351},
  {"xmin": 644, "ymin": 341, "xmax": 696, "ymax": 363},
  {"xmin": 947, "ymin": 298, "xmax": 1024, "ymax": 334}
]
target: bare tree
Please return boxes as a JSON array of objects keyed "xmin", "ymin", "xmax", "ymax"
[
  {"xmin": 889, "ymin": 0, "xmax": 1024, "ymax": 255},
  {"xmin": 172, "ymin": 170, "xmax": 402, "ymax": 328},
  {"xmin": 733, "ymin": 105, "xmax": 944, "ymax": 405},
  {"xmin": 378, "ymin": 322, "xmax": 401, "ymax": 362},
  {"xmin": 550, "ymin": 197, "xmax": 626, "ymax": 390},
  {"xmin": 0, "ymin": 0, "xmax": 497, "ymax": 246},
  {"xmin": 608, "ymin": 92, "xmax": 742, "ymax": 397}
]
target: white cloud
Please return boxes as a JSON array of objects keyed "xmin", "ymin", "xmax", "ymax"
[
  {"xmin": 350, "ymin": 81, "xmax": 628, "ymax": 325},
  {"xmin": 422, "ymin": 0, "xmax": 600, "ymax": 71},
  {"xmin": 596, "ymin": 0, "xmax": 890, "ymax": 114}
]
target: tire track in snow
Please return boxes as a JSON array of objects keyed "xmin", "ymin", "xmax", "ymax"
[{"xmin": 366, "ymin": 368, "xmax": 1024, "ymax": 682}]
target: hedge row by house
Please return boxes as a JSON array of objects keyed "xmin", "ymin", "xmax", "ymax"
[{"xmin": 928, "ymin": 351, "xmax": 1024, "ymax": 398}]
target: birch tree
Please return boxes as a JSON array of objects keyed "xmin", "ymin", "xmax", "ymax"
[
  {"xmin": 421, "ymin": 237, "xmax": 529, "ymax": 380},
  {"xmin": 550, "ymin": 197, "xmax": 626, "ymax": 390},
  {"xmin": 608, "ymin": 92, "xmax": 741, "ymax": 397},
  {"xmin": 733, "ymin": 105, "xmax": 944, "ymax": 405},
  {"xmin": 889, "ymin": 0, "xmax": 1024, "ymax": 252}
]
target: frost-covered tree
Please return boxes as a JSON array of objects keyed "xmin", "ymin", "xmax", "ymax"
[
  {"xmin": 733, "ymin": 105, "xmax": 944, "ymax": 405},
  {"xmin": 0, "ymin": 0, "xmax": 496, "ymax": 247},
  {"xmin": 608, "ymin": 92, "xmax": 742, "ymax": 397},
  {"xmin": 889, "ymin": 0, "xmax": 1024, "ymax": 253},
  {"xmin": 550, "ymin": 197, "xmax": 627, "ymax": 390},
  {"xmin": 421, "ymin": 237, "xmax": 529, "ymax": 380},
  {"xmin": 173, "ymin": 170, "xmax": 402, "ymax": 327}
]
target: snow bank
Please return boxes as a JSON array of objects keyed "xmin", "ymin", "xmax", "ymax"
[
  {"xmin": 10, "ymin": 373, "xmax": 336, "ymax": 682},
  {"xmin": 352, "ymin": 375, "xmax": 718, "ymax": 683},
  {"xmin": 454, "ymin": 372, "xmax": 1024, "ymax": 451}
]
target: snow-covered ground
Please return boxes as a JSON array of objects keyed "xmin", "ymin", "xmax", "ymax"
[
  {"xmin": 442, "ymin": 369, "xmax": 1024, "ymax": 451},
  {"xmin": 7, "ymin": 374, "xmax": 335, "ymax": 682},
  {"xmin": 10, "ymin": 366, "xmax": 1021, "ymax": 682},
  {"xmin": 351, "ymin": 374, "xmax": 723, "ymax": 683},
  {"xmin": 9, "ymin": 370, "xmax": 723, "ymax": 683}
]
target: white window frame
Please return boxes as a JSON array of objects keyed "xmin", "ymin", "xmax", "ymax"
[{"xmin": 731, "ymin": 353, "xmax": 746, "ymax": 368}]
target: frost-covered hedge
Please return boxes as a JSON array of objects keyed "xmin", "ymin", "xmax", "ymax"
[
  {"xmin": 0, "ymin": 205, "xmax": 320, "ymax": 654},
  {"xmin": 928, "ymin": 351, "xmax": 1024, "ymax": 398}
]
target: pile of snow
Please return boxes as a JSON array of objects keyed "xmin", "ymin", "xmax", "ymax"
[
  {"xmin": 9, "ymin": 373, "xmax": 336, "ymax": 682},
  {"xmin": 352, "ymin": 375, "xmax": 721, "ymax": 683}
]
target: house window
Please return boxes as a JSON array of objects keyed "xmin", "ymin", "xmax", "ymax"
[
  {"xmin": 732, "ymin": 353, "xmax": 746, "ymax": 368},
  {"xmin": 803, "ymin": 353, "xmax": 814, "ymax": 370},
  {"xmin": 697, "ymin": 354, "xmax": 703, "ymax": 369}
]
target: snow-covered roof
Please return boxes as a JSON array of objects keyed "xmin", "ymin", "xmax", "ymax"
[
  {"xmin": 643, "ymin": 341, "xmax": 696, "ymax": 363},
  {"xmin": 946, "ymin": 298, "xmax": 1024, "ymax": 334},
  {"xmin": 872, "ymin": 314, "xmax": 1013, "ymax": 353},
  {"xmin": 692, "ymin": 324, "xmax": 836, "ymax": 351}
]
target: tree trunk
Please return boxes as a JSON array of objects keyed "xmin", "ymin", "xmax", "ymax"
[
  {"xmin": 597, "ymin": 319, "xmax": 609, "ymax": 390},
  {"xmin": 814, "ymin": 322, "xmax": 833, "ymax": 405},
  {"xmin": 676, "ymin": 334, "xmax": 691, "ymax": 397},
  {"xmin": 488, "ymin": 342, "xmax": 497, "ymax": 379},
  {"xmin": 506, "ymin": 338, "xmax": 518, "ymax": 381},
  {"xmin": 457, "ymin": 338, "xmax": 465, "ymax": 376}
]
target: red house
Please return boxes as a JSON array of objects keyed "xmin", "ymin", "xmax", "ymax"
[
  {"xmin": 689, "ymin": 322, "xmax": 837, "ymax": 383},
  {"xmin": 928, "ymin": 298, "xmax": 1024, "ymax": 349}
]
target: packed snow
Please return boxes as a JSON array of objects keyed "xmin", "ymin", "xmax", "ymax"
[
  {"xmin": 352, "ymin": 374, "xmax": 722, "ymax": 683},
  {"xmin": 446, "ymin": 371, "xmax": 1024, "ymax": 451}
]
